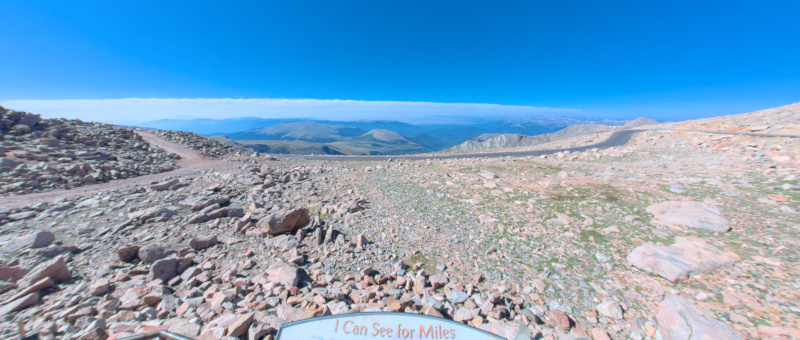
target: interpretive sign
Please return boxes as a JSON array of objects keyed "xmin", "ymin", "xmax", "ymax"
[{"xmin": 276, "ymin": 312, "xmax": 504, "ymax": 340}]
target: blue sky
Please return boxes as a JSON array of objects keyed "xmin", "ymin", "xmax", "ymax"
[{"xmin": 1, "ymin": 1, "xmax": 799, "ymax": 123}]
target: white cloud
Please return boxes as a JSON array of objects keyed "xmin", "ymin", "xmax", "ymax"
[{"xmin": 0, "ymin": 98, "xmax": 581, "ymax": 125}]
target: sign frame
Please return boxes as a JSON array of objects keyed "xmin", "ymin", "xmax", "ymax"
[{"xmin": 276, "ymin": 311, "xmax": 505, "ymax": 340}]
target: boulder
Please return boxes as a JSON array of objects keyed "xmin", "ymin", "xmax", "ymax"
[
  {"xmin": 0, "ymin": 266, "xmax": 29, "ymax": 281},
  {"xmin": 4, "ymin": 277, "xmax": 53, "ymax": 303},
  {"xmin": 0, "ymin": 158, "xmax": 21, "ymax": 169},
  {"xmin": 117, "ymin": 246, "xmax": 141, "ymax": 263},
  {"xmin": 266, "ymin": 260, "xmax": 299, "ymax": 287},
  {"xmin": 20, "ymin": 258, "xmax": 71, "ymax": 287},
  {"xmin": 227, "ymin": 313, "xmax": 255, "ymax": 338},
  {"xmin": 138, "ymin": 245, "xmax": 167, "ymax": 263},
  {"xmin": 8, "ymin": 211, "xmax": 36, "ymax": 221},
  {"xmin": 0, "ymin": 293, "xmax": 39, "ymax": 317},
  {"xmin": 657, "ymin": 295, "xmax": 742, "ymax": 340},
  {"xmin": 17, "ymin": 114, "xmax": 40, "ymax": 127},
  {"xmin": 646, "ymin": 201, "xmax": 730, "ymax": 232},
  {"xmin": 189, "ymin": 236, "xmax": 219, "ymax": 251},
  {"xmin": 150, "ymin": 179, "xmax": 180, "ymax": 191},
  {"xmin": 258, "ymin": 207, "xmax": 310, "ymax": 236},
  {"xmin": 2, "ymin": 231, "xmax": 55, "ymax": 253},
  {"xmin": 627, "ymin": 237, "xmax": 737, "ymax": 283},
  {"xmin": 550, "ymin": 309, "xmax": 571, "ymax": 329},
  {"xmin": 149, "ymin": 258, "xmax": 179, "ymax": 282}
]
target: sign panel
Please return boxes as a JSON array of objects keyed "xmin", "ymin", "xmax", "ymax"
[{"xmin": 276, "ymin": 312, "xmax": 504, "ymax": 340}]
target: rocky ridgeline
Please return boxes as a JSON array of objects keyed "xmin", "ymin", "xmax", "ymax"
[
  {"xmin": 150, "ymin": 130, "xmax": 249, "ymax": 159},
  {"xmin": 0, "ymin": 106, "xmax": 180, "ymax": 196}
]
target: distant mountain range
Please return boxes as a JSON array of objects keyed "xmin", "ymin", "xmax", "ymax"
[{"xmin": 138, "ymin": 116, "xmax": 651, "ymax": 155}]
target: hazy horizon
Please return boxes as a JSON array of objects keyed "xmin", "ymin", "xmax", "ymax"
[{"xmin": 2, "ymin": 97, "xmax": 795, "ymax": 127}]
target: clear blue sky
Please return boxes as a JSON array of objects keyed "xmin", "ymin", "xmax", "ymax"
[{"xmin": 2, "ymin": 1, "xmax": 799, "ymax": 121}]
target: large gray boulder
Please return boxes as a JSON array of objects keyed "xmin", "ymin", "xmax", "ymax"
[
  {"xmin": 627, "ymin": 237, "xmax": 737, "ymax": 282},
  {"xmin": 2, "ymin": 231, "xmax": 55, "ymax": 253},
  {"xmin": 258, "ymin": 207, "xmax": 310, "ymax": 236},
  {"xmin": 138, "ymin": 245, "xmax": 167, "ymax": 263},
  {"xmin": 646, "ymin": 201, "xmax": 730, "ymax": 232}
]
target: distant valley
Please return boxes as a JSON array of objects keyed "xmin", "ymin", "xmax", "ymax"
[{"xmin": 139, "ymin": 116, "xmax": 650, "ymax": 155}]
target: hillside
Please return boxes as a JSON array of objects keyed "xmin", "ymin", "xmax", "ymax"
[
  {"xmin": 227, "ymin": 121, "xmax": 367, "ymax": 142},
  {"xmin": 445, "ymin": 118, "xmax": 659, "ymax": 153},
  {"xmin": 446, "ymin": 123, "xmax": 616, "ymax": 152},
  {"xmin": 235, "ymin": 129, "xmax": 430, "ymax": 156}
]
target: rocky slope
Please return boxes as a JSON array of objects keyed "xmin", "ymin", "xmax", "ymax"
[
  {"xmin": 446, "ymin": 124, "xmax": 616, "ymax": 153},
  {"xmin": 150, "ymin": 130, "xmax": 250, "ymax": 158},
  {"xmin": 0, "ymin": 106, "xmax": 180, "ymax": 196},
  {"xmin": 0, "ymin": 105, "xmax": 798, "ymax": 340},
  {"xmin": 671, "ymin": 101, "xmax": 800, "ymax": 135},
  {"xmin": 446, "ymin": 118, "xmax": 659, "ymax": 153}
]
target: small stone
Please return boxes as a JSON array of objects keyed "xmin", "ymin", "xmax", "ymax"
[
  {"xmin": 595, "ymin": 252, "xmax": 611, "ymax": 263},
  {"xmin": 429, "ymin": 275, "xmax": 448, "ymax": 289},
  {"xmin": 422, "ymin": 304, "xmax": 443, "ymax": 318},
  {"xmin": 453, "ymin": 307, "xmax": 474, "ymax": 322},
  {"xmin": 90, "ymin": 279, "xmax": 110, "ymax": 296},
  {"xmin": 266, "ymin": 260, "xmax": 299, "ymax": 287},
  {"xmin": 446, "ymin": 289, "xmax": 468, "ymax": 304},
  {"xmin": 533, "ymin": 279, "xmax": 546, "ymax": 293},
  {"xmin": 356, "ymin": 234, "xmax": 368, "ymax": 248},
  {"xmin": 595, "ymin": 301, "xmax": 623, "ymax": 319},
  {"xmin": 550, "ymin": 309, "xmax": 571, "ymax": 329}
]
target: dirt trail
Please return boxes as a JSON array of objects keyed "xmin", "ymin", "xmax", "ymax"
[{"xmin": 0, "ymin": 131, "xmax": 232, "ymax": 210}]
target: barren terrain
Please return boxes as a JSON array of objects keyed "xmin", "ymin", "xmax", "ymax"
[{"xmin": 0, "ymin": 103, "xmax": 799, "ymax": 340}]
